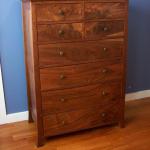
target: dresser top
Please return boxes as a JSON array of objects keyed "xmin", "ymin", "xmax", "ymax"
[{"xmin": 22, "ymin": 0, "xmax": 128, "ymax": 2}]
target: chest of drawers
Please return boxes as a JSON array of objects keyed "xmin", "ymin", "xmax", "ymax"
[{"xmin": 22, "ymin": 0, "xmax": 128, "ymax": 146}]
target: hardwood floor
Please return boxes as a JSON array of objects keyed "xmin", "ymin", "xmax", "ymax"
[{"xmin": 0, "ymin": 98, "xmax": 150, "ymax": 150}]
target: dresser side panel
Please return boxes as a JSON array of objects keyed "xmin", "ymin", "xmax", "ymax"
[{"xmin": 22, "ymin": 1, "xmax": 37, "ymax": 122}]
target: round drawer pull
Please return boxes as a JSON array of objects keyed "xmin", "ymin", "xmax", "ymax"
[
  {"xmin": 103, "ymin": 27, "xmax": 108, "ymax": 32},
  {"xmin": 59, "ymin": 51, "xmax": 64, "ymax": 56},
  {"xmin": 60, "ymin": 98, "xmax": 65, "ymax": 102},
  {"xmin": 58, "ymin": 10, "xmax": 65, "ymax": 16},
  {"xmin": 62, "ymin": 121, "xmax": 65, "ymax": 125},
  {"xmin": 102, "ymin": 68, "xmax": 108, "ymax": 73},
  {"xmin": 102, "ymin": 91, "xmax": 107, "ymax": 96},
  {"xmin": 101, "ymin": 112, "xmax": 106, "ymax": 117},
  {"xmin": 58, "ymin": 30, "xmax": 65, "ymax": 36},
  {"xmin": 103, "ymin": 47, "xmax": 107, "ymax": 52},
  {"xmin": 60, "ymin": 74, "xmax": 65, "ymax": 80}
]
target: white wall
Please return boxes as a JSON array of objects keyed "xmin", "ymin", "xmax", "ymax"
[{"xmin": 0, "ymin": 65, "xmax": 7, "ymax": 124}]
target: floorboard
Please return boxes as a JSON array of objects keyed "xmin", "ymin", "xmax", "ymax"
[{"xmin": 0, "ymin": 98, "xmax": 150, "ymax": 150}]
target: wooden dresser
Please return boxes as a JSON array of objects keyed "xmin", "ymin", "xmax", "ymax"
[{"xmin": 22, "ymin": 0, "xmax": 128, "ymax": 146}]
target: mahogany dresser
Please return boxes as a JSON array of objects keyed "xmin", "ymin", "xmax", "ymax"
[{"xmin": 22, "ymin": 0, "xmax": 128, "ymax": 146}]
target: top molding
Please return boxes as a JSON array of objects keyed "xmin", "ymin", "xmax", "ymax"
[{"xmin": 22, "ymin": 0, "xmax": 128, "ymax": 2}]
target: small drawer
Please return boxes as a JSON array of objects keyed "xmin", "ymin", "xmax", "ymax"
[
  {"xmin": 43, "ymin": 104, "xmax": 120, "ymax": 136},
  {"xmin": 40, "ymin": 60, "xmax": 123, "ymax": 91},
  {"xmin": 36, "ymin": 3, "xmax": 83, "ymax": 22},
  {"xmin": 85, "ymin": 2, "xmax": 126, "ymax": 20},
  {"xmin": 42, "ymin": 81, "xmax": 122, "ymax": 115},
  {"xmin": 39, "ymin": 39, "xmax": 124, "ymax": 67},
  {"xmin": 85, "ymin": 21, "xmax": 124, "ymax": 40},
  {"xmin": 37, "ymin": 23, "xmax": 83, "ymax": 43}
]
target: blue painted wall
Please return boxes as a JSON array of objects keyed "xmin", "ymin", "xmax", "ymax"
[
  {"xmin": 0, "ymin": 0, "xmax": 28, "ymax": 114},
  {"xmin": 127, "ymin": 0, "xmax": 150, "ymax": 92},
  {"xmin": 0, "ymin": 0, "xmax": 150, "ymax": 114}
]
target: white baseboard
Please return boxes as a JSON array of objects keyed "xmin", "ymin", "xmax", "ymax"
[
  {"xmin": 0, "ymin": 111, "xmax": 28, "ymax": 125},
  {"xmin": 0, "ymin": 90, "xmax": 150, "ymax": 125},
  {"xmin": 125, "ymin": 90, "xmax": 150, "ymax": 101}
]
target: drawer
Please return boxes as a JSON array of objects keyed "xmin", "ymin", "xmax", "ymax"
[
  {"xmin": 39, "ymin": 39, "xmax": 124, "ymax": 67},
  {"xmin": 85, "ymin": 2, "xmax": 126, "ymax": 20},
  {"xmin": 37, "ymin": 23, "xmax": 83, "ymax": 43},
  {"xmin": 36, "ymin": 3, "xmax": 83, "ymax": 22},
  {"xmin": 43, "ymin": 104, "xmax": 120, "ymax": 136},
  {"xmin": 42, "ymin": 81, "xmax": 122, "ymax": 115},
  {"xmin": 85, "ymin": 21, "xmax": 124, "ymax": 40},
  {"xmin": 40, "ymin": 60, "xmax": 123, "ymax": 91}
]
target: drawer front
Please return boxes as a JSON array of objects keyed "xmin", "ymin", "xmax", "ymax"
[
  {"xmin": 42, "ymin": 81, "xmax": 122, "ymax": 115},
  {"xmin": 37, "ymin": 23, "xmax": 83, "ymax": 43},
  {"xmin": 85, "ymin": 2, "xmax": 126, "ymax": 20},
  {"xmin": 40, "ymin": 60, "xmax": 123, "ymax": 91},
  {"xmin": 85, "ymin": 21, "xmax": 124, "ymax": 40},
  {"xmin": 39, "ymin": 39, "xmax": 124, "ymax": 67},
  {"xmin": 43, "ymin": 104, "xmax": 120, "ymax": 136},
  {"xmin": 36, "ymin": 3, "xmax": 83, "ymax": 22}
]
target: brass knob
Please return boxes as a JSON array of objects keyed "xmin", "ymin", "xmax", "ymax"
[
  {"xmin": 58, "ymin": 10, "xmax": 65, "ymax": 16},
  {"xmin": 101, "ymin": 112, "xmax": 106, "ymax": 117},
  {"xmin": 60, "ymin": 98, "xmax": 65, "ymax": 102},
  {"xmin": 102, "ymin": 68, "xmax": 108, "ymax": 73},
  {"xmin": 48, "ymin": 9, "xmax": 51, "ymax": 14},
  {"xmin": 62, "ymin": 121, "xmax": 65, "ymax": 125},
  {"xmin": 103, "ymin": 27, "xmax": 108, "ymax": 32},
  {"xmin": 59, "ymin": 51, "xmax": 64, "ymax": 56},
  {"xmin": 60, "ymin": 74, "xmax": 65, "ymax": 80},
  {"xmin": 103, "ymin": 47, "xmax": 107, "ymax": 52},
  {"xmin": 58, "ymin": 30, "xmax": 65, "ymax": 36},
  {"xmin": 102, "ymin": 91, "xmax": 107, "ymax": 96}
]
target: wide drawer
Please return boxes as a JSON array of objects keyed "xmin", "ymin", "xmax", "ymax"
[
  {"xmin": 43, "ymin": 104, "xmax": 120, "ymax": 136},
  {"xmin": 42, "ymin": 81, "xmax": 122, "ymax": 115},
  {"xmin": 39, "ymin": 39, "xmax": 124, "ymax": 67},
  {"xmin": 85, "ymin": 21, "xmax": 124, "ymax": 40},
  {"xmin": 36, "ymin": 3, "xmax": 83, "ymax": 22},
  {"xmin": 40, "ymin": 60, "xmax": 123, "ymax": 91},
  {"xmin": 37, "ymin": 23, "xmax": 83, "ymax": 43},
  {"xmin": 85, "ymin": 2, "xmax": 126, "ymax": 20}
]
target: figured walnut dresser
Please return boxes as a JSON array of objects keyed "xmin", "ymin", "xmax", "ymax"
[{"xmin": 22, "ymin": 0, "xmax": 128, "ymax": 146}]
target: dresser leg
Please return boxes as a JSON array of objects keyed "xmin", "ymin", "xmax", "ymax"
[
  {"xmin": 119, "ymin": 111, "xmax": 125, "ymax": 128},
  {"xmin": 37, "ymin": 135, "xmax": 45, "ymax": 147},
  {"xmin": 119, "ymin": 119, "xmax": 125, "ymax": 128},
  {"xmin": 119, "ymin": 97, "xmax": 125, "ymax": 128},
  {"xmin": 28, "ymin": 109, "xmax": 34, "ymax": 123}
]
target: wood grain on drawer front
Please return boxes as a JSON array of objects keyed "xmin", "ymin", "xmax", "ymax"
[
  {"xmin": 85, "ymin": 2, "xmax": 126, "ymax": 20},
  {"xmin": 43, "ymin": 104, "xmax": 120, "ymax": 136},
  {"xmin": 40, "ymin": 60, "xmax": 123, "ymax": 91},
  {"xmin": 85, "ymin": 21, "xmax": 124, "ymax": 40},
  {"xmin": 36, "ymin": 3, "xmax": 83, "ymax": 22},
  {"xmin": 42, "ymin": 81, "xmax": 122, "ymax": 115},
  {"xmin": 37, "ymin": 23, "xmax": 83, "ymax": 43},
  {"xmin": 39, "ymin": 39, "xmax": 124, "ymax": 67}
]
